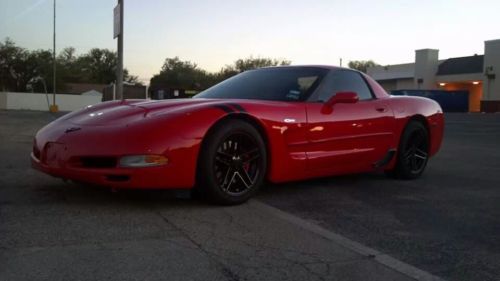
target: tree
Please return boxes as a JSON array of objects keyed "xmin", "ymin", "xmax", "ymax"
[
  {"xmin": 0, "ymin": 38, "xmax": 28, "ymax": 91},
  {"xmin": 347, "ymin": 60, "xmax": 379, "ymax": 73},
  {"xmin": 25, "ymin": 49, "xmax": 62, "ymax": 92},
  {"xmin": 0, "ymin": 38, "xmax": 62, "ymax": 92},
  {"xmin": 65, "ymin": 48, "xmax": 140, "ymax": 85},
  {"xmin": 123, "ymin": 70, "xmax": 141, "ymax": 85},
  {"xmin": 150, "ymin": 57, "xmax": 212, "ymax": 90},
  {"xmin": 57, "ymin": 47, "xmax": 83, "ymax": 84},
  {"xmin": 232, "ymin": 57, "xmax": 291, "ymax": 72},
  {"xmin": 149, "ymin": 56, "xmax": 292, "ymax": 91},
  {"xmin": 217, "ymin": 56, "xmax": 291, "ymax": 80},
  {"xmin": 1, "ymin": 39, "xmax": 142, "ymax": 92},
  {"xmin": 76, "ymin": 48, "xmax": 118, "ymax": 84}
]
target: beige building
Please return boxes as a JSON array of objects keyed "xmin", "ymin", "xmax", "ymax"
[{"xmin": 367, "ymin": 39, "xmax": 500, "ymax": 112}]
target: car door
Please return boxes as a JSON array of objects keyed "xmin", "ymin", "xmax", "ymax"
[{"xmin": 305, "ymin": 70, "xmax": 395, "ymax": 177}]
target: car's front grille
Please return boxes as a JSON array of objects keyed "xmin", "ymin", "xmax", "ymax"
[
  {"xmin": 106, "ymin": 175, "xmax": 130, "ymax": 182},
  {"xmin": 78, "ymin": 157, "xmax": 117, "ymax": 168}
]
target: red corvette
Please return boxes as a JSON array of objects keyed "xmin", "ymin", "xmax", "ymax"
[{"xmin": 32, "ymin": 66, "xmax": 444, "ymax": 204}]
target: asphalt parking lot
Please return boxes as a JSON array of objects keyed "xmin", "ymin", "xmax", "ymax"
[
  {"xmin": 259, "ymin": 113, "xmax": 500, "ymax": 281},
  {"xmin": 1, "ymin": 110, "xmax": 499, "ymax": 281}
]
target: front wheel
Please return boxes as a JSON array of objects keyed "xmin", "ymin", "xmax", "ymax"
[
  {"xmin": 390, "ymin": 121, "xmax": 430, "ymax": 179},
  {"xmin": 197, "ymin": 119, "xmax": 267, "ymax": 205}
]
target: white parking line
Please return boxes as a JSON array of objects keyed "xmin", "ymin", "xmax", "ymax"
[{"xmin": 251, "ymin": 200, "xmax": 446, "ymax": 281}]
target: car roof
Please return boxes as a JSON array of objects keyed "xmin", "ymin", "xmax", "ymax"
[{"xmin": 257, "ymin": 64, "xmax": 354, "ymax": 72}]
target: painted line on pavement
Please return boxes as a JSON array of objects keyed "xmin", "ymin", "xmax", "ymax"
[{"xmin": 251, "ymin": 200, "xmax": 445, "ymax": 281}]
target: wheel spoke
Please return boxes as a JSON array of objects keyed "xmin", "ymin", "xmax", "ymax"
[
  {"xmin": 241, "ymin": 148, "xmax": 260, "ymax": 163},
  {"xmin": 215, "ymin": 156, "xmax": 231, "ymax": 166},
  {"xmin": 414, "ymin": 149, "xmax": 428, "ymax": 160},
  {"xmin": 403, "ymin": 148, "xmax": 414, "ymax": 162},
  {"xmin": 238, "ymin": 134, "xmax": 246, "ymax": 153},
  {"xmin": 216, "ymin": 151, "xmax": 233, "ymax": 166},
  {"xmin": 213, "ymin": 132, "xmax": 262, "ymax": 195},
  {"xmin": 244, "ymin": 154, "xmax": 260, "ymax": 163},
  {"xmin": 217, "ymin": 150, "xmax": 233, "ymax": 158},
  {"xmin": 235, "ymin": 166, "xmax": 254, "ymax": 188},
  {"xmin": 411, "ymin": 155, "xmax": 418, "ymax": 171},
  {"xmin": 221, "ymin": 167, "xmax": 235, "ymax": 190}
]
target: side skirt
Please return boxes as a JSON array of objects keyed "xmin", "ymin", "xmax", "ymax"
[{"xmin": 373, "ymin": 149, "xmax": 396, "ymax": 169}]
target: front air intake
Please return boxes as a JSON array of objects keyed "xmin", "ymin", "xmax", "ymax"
[{"xmin": 78, "ymin": 157, "xmax": 117, "ymax": 168}]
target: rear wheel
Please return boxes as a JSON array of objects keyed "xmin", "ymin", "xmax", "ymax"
[
  {"xmin": 390, "ymin": 121, "xmax": 429, "ymax": 179},
  {"xmin": 197, "ymin": 119, "xmax": 267, "ymax": 205}
]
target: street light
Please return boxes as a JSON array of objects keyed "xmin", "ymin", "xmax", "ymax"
[
  {"xmin": 49, "ymin": 0, "xmax": 58, "ymax": 112},
  {"xmin": 114, "ymin": 0, "xmax": 124, "ymax": 100}
]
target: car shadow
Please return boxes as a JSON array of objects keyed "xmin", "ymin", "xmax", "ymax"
[
  {"xmin": 259, "ymin": 171, "xmax": 392, "ymax": 196},
  {"xmin": 30, "ymin": 171, "xmax": 400, "ymax": 208},
  {"xmin": 32, "ymin": 180, "xmax": 208, "ymax": 208}
]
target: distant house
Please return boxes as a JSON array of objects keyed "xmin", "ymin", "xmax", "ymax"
[
  {"xmin": 64, "ymin": 83, "xmax": 106, "ymax": 96},
  {"xmin": 102, "ymin": 84, "xmax": 148, "ymax": 101},
  {"xmin": 148, "ymin": 83, "xmax": 192, "ymax": 100},
  {"xmin": 60, "ymin": 83, "xmax": 147, "ymax": 101},
  {"xmin": 81, "ymin": 90, "xmax": 103, "ymax": 97},
  {"xmin": 367, "ymin": 39, "xmax": 500, "ymax": 112}
]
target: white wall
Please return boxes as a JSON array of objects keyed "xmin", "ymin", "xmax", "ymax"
[
  {"xmin": 414, "ymin": 49, "xmax": 440, "ymax": 90},
  {"xmin": 377, "ymin": 80, "xmax": 397, "ymax": 92},
  {"xmin": 396, "ymin": 78, "xmax": 415, "ymax": 90},
  {"xmin": 0, "ymin": 92, "xmax": 102, "ymax": 111},
  {"xmin": 377, "ymin": 78, "xmax": 416, "ymax": 92},
  {"xmin": 483, "ymin": 39, "xmax": 500, "ymax": 101}
]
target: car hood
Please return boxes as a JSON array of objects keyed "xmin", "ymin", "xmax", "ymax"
[{"xmin": 67, "ymin": 98, "xmax": 224, "ymax": 126}]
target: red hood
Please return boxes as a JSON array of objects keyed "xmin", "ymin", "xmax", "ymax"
[{"xmin": 66, "ymin": 99, "xmax": 224, "ymax": 126}]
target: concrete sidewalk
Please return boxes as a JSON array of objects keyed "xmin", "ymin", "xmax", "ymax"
[{"xmin": 0, "ymin": 110, "xmax": 443, "ymax": 281}]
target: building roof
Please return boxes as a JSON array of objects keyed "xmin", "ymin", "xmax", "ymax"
[
  {"xmin": 437, "ymin": 55, "xmax": 484, "ymax": 76},
  {"xmin": 367, "ymin": 63, "xmax": 415, "ymax": 81}
]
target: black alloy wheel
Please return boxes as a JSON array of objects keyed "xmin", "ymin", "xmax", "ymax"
[
  {"xmin": 390, "ymin": 121, "xmax": 430, "ymax": 179},
  {"xmin": 402, "ymin": 128, "xmax": 429, "ymax": 174},
  {"xmin": 198, "ymin": 119, "xmax": 267, "ymax": 205},
  {"xmin": 214, "ymin": 132, "xmax": 261, "ymax": 196}
]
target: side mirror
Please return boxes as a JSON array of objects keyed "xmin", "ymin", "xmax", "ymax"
[{"xmin": 322, "ymin": 92, "xmax": 359, "ymax": 114}]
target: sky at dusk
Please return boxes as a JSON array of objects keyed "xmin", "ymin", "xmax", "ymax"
[{"xmin": 1, "ymin": 0, "xmax": 499, "ymax": 84}]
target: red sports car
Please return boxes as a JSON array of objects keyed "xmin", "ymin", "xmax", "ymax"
[{"xmin": 32, "ymin": 66, "xmax": 444, "ymax": 204}]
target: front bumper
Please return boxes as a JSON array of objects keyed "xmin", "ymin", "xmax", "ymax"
[
  {"xmin": 31, "ymin": 152, "xmax": 187, "ymax": 189},
  {"xmin": 31, "ymin": 113, "xmax": 202, "ymax": 189}
]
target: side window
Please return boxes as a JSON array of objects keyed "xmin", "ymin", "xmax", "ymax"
[
  {"xmin": 285, "ymin": 76, "xmax": 321, "ymax": 101},
  {"xmin": 317, "ymin": 70, "xmax": 373, "ymax": 102}
]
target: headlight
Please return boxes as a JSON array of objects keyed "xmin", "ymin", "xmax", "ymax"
[{"xmin": 119, "ymin": 155, "xmax": 168, "ymax": 167}]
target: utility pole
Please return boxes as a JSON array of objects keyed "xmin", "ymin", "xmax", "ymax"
[
  {"xmin": 115, "ymin": 0, "xmax": 124, "ymax": 100},
  {"xmin": 50, "ymin": 0, "xmax": 58, "ymax": 112},
  {"xmin": 339, "ymin": 58, "xmax": 343, "ymax": 67}
]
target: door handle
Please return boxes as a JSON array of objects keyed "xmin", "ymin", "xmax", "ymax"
[{"xmin": 375, "ymin": 107, "xmax": 387, "ymax": 113}]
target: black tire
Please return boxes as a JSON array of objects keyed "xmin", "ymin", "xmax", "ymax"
[
  {"xmin": 390, "ymin": 120, "xmax": 430, "ymax": 179},
  {"xmin": 197, "ymin": 119, "xmax": 267, "ymax": 205}
]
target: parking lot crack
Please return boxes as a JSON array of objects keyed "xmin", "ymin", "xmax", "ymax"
[{"xmin": 153, "ymin": 207, "xmax": 243, "ymax": 281}]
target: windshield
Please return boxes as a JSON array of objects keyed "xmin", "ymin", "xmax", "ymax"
[{"xmin": 194, "ymin": 67, "xmax": 328, "ymax": 101}]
